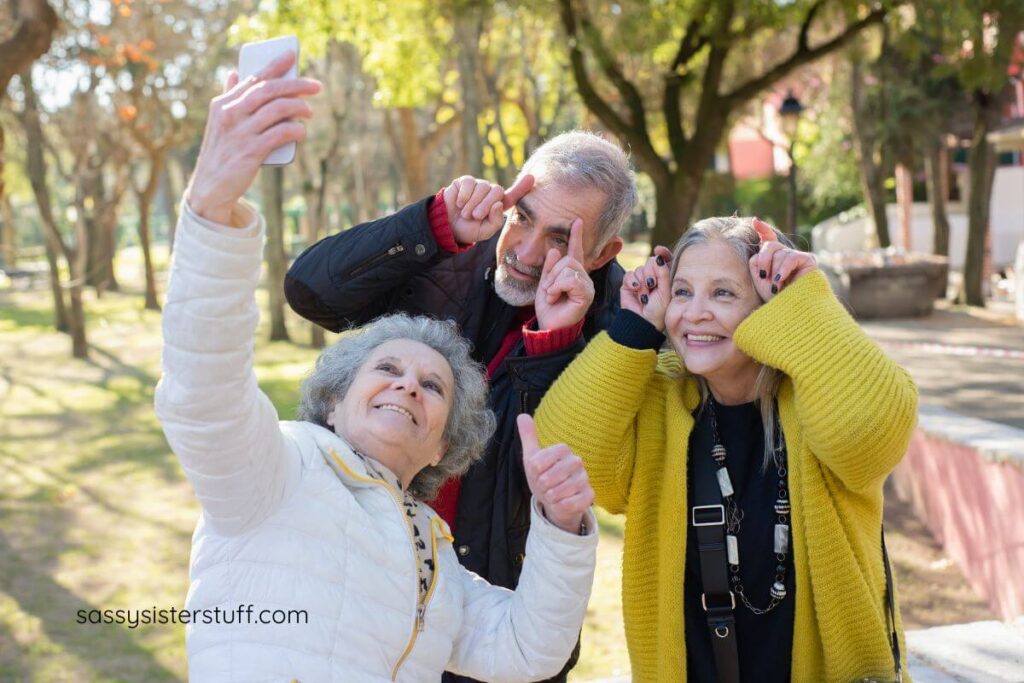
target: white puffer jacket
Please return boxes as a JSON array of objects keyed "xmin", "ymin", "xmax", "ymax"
[{"xmin": 155, "ymin": 201, "xmax": 598, "ymax": 683}]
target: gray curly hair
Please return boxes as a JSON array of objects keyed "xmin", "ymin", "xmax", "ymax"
[{"xmin": 297, "ymin": 314, "xmax": 496, "ymax": 500}]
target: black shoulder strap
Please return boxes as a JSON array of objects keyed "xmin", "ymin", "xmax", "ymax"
[
  {"xmin": 881, "ymin": 526, "xmax": 903, "ymax": 683},
  {"xmin": 692, "ymin": 446, "xmax": 740, "ymax": 683}
]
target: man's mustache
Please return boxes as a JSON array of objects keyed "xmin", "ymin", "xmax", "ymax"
[{"xmin": 502, "ymin": 250, "xmax": 542, "ymax": 279}]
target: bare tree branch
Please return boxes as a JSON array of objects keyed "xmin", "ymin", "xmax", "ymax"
[
  {"xmin": 557, "ymin": 0, "xmax": 667, "ymax": 183},
  {"xmin": 723, "ymin": 5, "xmax": 887, "ymax": 108}
]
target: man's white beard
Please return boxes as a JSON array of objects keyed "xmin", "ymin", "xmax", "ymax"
[{"xmin": 494, "ymin": 262, "xmax": 538, "ymax": 307}]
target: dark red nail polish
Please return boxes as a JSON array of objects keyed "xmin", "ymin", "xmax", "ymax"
[
  {"xmin": 771, "ymin": 284, "xmax": 778, "ymax": 294},
  {"xmin": 646, "ymin": 277, "xmax": 655, "ymax": 288},
  {"xmin": 656, "ymin": 256, "xmax": 665, "ymax": 266},
  {"xmin": 773, "ymin": 273, "xmax": 781, "ymax": 282},
  {"xmin": 633, "ymin": 281, "xmax": 639, "ymax": 288},
  {"xmin": 640, "ymin": 294, "xmax": 649, "ymax": 305},
  {"xmin": 759, "ymin": 270, "xmax": 767, "ymax": 279}
]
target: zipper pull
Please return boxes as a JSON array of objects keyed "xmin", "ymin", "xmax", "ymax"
[{"xmin": 416, "ymin": 604, "xmax": 425, "ymax": 632}]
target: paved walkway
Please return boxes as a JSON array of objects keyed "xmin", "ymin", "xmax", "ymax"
[
  {"xmin": 860, "ymin": 302, "xmax": 1024, "ymax": 431},
  {"xmin": 583, "ymin": 618, "xmax": 1024, "ymax": 681}
]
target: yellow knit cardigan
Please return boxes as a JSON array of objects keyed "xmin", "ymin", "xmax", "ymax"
[{"xmin": 535, "ymin": 271, "xmax": 918, "ymax": 682}]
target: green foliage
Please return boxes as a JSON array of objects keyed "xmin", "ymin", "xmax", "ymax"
[{"xmin": 233, "ymin": 0, "xmax": 452, "ymax": 108}]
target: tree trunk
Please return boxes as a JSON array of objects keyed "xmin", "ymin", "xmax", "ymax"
[
  {"xmin": 924, "ymin": 137, "xmax": 951, "ymax": 260},
  {"xmin": 455, "ymin": 12, "xmax": 486, "ymax": 179},
  {"xmin": 652, "ymin": 173, "xmax": 701, "ymax": 251},
  {"xmin": 136, "ymin": 149, "xmax": 166, "ymax": 311},
  {"xmin": 0, "ymin": 0, "xmax": 59, "ymax": 205},
  {"xmin": 42, "ymin": 232, "xmax": 69, "ymax": 332},
  {"xmin": 20, "ymin": 69, "xmax": 88, "ymax": 358},
  {"xmin": 959, "ymin": 96, "xmax": 999, "ymax": 307},
  {"xmin": 161, "ymin": 157, "xmax": 180, "ymax": 253},
  {"xmin": 0, "ymin": 192, "xmax": 15, "ymax": 268},
  {"xmin": 397, "ymin": 108, "xmax": 429, "ymax": 201},
  {"xmin": 262, "ymin": 166, "xmax": 290, "ymax": 342},
  {"xmin": 850, "ymin": 60, "xmax": 891, "ymax": 248}
]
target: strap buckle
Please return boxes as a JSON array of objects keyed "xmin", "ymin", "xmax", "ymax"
[
  {"xmin": 701, "ymin": 591, "xmax": 736, "ymax": 612},
  {"xmin": 692, "ymin": 504, "xmax": 725, "ymax": 527}
]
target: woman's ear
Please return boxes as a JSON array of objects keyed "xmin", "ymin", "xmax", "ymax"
[
  {"xmin": 432, "ymin": 442, "xmax": 448, "ymax": 467},
  {"xmin": 326, "ymin": 404, "xmax": 336, "ymax": 427}
]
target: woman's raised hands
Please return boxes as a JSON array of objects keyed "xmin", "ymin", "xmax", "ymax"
[
  {"xmin": 748, "ymin": 218, "xmax": 818, "ymax": 302},
  {"xmin": 186, "ymin": 51, "xmax": 321, "ymax": 225},
  {"xmin": 620, "ymin": 245, "xmax": 674, "ymax": 331}
]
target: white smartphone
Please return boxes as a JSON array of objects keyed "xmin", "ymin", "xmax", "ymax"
[{"xmin": 238, "ymin": 35, "xmax": 300, "ymax": 166}]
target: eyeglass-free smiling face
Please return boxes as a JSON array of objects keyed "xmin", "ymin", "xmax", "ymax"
[
  {"xmin": 664, "ymin": 240, "xmax": 763, "ymax": 404},
  {"xmin": 327, "ymin": 338, "xmax": 454, "ymax": 487}
]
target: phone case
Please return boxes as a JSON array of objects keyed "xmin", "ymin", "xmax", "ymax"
[{"xmin": 238, "ymin": 35, "xmax": 299, "ymax": 166}]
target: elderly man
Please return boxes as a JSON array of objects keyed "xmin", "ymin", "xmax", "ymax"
[{"xmin": 285, "ymin": 130, "xmax": 636, "ymax": 682}]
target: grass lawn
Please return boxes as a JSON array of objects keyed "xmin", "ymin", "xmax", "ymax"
[{"xmin": 0, "ymin": 257, "xmax": 633, "ymax": 681}]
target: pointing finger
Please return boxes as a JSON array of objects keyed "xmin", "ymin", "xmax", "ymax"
[
  {"xmin": 753, "ymin": 218, "xmax": 778, "ymax": 243},
  {"xmin": 568, "ymin": 217, "xmax": 585, "ymax": 264},
  {"xmin": 503, "ymin": 173, "xmax": 535, "ymax": 209},
  {"xmin": 517, "ymin": 414, "xmax": 540, "ymax": 457},
  {"xmin": 540, "ymin": 247, "xmax": 560, "ymax": 286}
]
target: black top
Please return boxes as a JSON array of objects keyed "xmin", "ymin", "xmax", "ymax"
[
  {"xmin": 685, "ymin": 399, "xmax": 795, "ymax": 682},
  {"xmin": 607, "ymin": 309, "xmax": 796, "ymax": 681}
]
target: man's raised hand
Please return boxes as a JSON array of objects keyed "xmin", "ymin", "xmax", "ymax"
[
  {"xmin": 443, "ymin": 174, "xmax": 535, "ymax": 245},
  {"xmin": 535, "ymin": 218, "xmax": 595, "ymax": 331},
  {"xmin": 517, "ymin": 414, "xmax": 594, "ymax": 535}
]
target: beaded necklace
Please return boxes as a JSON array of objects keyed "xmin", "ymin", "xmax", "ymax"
[{"xmin": 706, "ymin": 397, "xmax": 791, "ymax": 615}]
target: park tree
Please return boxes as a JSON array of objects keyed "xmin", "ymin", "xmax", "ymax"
[
  {"xmin": 932, "ymin": 3, "xmax": 1024, "ymax": 306},
  {"xmin": 85, "ymin": 0, "xmax": 237, "ymax": 310},
  {"xmin": 556, "ymin": 0, "xmax": 892, "ymax": 248},
  {"xmin": 16, "ymin": 70, "xmax": 90, "ymax": 358},
  {"xmin": 0, "ymin": 0, "xmax": 59, "ymax": 208}
]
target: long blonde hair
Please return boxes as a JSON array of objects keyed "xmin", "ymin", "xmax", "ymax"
[{"xmin": 669, "ymin": 216, "xmax": 793, "ymax": 469}]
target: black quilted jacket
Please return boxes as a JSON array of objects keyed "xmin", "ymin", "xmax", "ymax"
[{"xmin": 285, "ymin": 194, "xmax": 623, "ymax": 682}]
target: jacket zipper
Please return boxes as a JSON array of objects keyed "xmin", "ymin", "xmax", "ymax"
[
  {"xmin": 326, "ymin": 451, "xmax": 443, "ymax": 681},
  {"xmin": 348, "ymin": 242, "xmax": 405, "ymax": 277},
  {"xmin": 391, "ymin": 517, "xmax": 447, "ymax": 680}
]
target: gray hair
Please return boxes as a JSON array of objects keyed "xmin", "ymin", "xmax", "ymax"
[
  {"xmin": 297, "ymin": 314, "xmax": 496, "ymax": 500},
  {"xmin": 517, "ymin": 130, "xmax": 638, "ymax": 250},
  {"xmin": 670, "ymin": 216, "xmax": 795, "ymax": 470}
]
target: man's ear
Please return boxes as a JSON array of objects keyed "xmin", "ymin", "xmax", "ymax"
[{"xmin": 588, "ymin": 235, "xmax": 623, "ymax": 271}]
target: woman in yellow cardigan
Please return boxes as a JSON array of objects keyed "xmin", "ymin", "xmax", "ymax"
[{"xmin": 534, "ymin": 216, "xmax": 917, "ymax": 682}]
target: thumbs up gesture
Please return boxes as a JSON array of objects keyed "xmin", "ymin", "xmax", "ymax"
[{"xmin": 517, "ymin": 414, "xmax": 595, "ymax": 534}]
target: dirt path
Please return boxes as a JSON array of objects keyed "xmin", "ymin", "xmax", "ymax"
[{"xmin": 883, "ymin": 481, "xmax": 997, "ymax": 629}]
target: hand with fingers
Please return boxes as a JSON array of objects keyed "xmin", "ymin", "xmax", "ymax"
[
  {"xmin": 749, "ymin": 218, "xmax": 818, "ymax": 302},
  {"xmin": 620, "ymin": 245, "xmax": 674, "ymax": 331},
  {"xmin": 442, "ymin": 174, "xmax": 535, "ymax": 246},
  {"xmin": 186, "ymin": 51, "xmax": 322, "ymax": 225},
  {"xmin": 535, "ymin": 218, "xmax": 595, "ymax": 331},
  {"xmin": 517, "ymin": 414, "xmax": 594, "ymax": 535}
]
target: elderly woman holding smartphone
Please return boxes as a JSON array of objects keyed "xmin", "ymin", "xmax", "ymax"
[
  {"xmin": 533, "ymin": 216, "xmax": 918, "ymax": 682},
  {"xmin": 158, "ymin": 52, "xmax": 598, "ymax": 682}
]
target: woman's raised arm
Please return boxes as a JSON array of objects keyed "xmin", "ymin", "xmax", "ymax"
[{"xmin": 155, "ymin": 59, "xmax": 319, "ymax": 535}]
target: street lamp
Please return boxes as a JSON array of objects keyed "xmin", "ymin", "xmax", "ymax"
[{"xmin": 778, "ymin": 90, "xmax": 804, "ymax": 238}]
